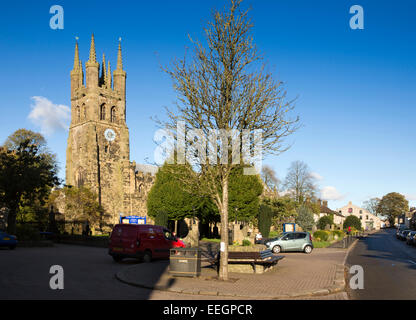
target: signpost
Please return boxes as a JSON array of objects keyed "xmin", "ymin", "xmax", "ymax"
[{"xmin": 283, "ymin": 223, "xmax": 296, "ymax": 233}]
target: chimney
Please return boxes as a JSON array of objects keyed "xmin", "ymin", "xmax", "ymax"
[{"xmin": 323, "ymin": 200, "xmax": 328, "ymax": 207}]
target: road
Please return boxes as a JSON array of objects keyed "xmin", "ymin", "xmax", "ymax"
[
  {"xmin": 0, "ymin": 244, "xmax": 231, "ymax": 300},
  {"xmin": 346, "ymin": 228, "xmax": 416, "ymax": 300}
]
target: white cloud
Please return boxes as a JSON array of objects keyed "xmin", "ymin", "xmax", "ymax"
[
  {"xmin": 321, "ymin": 186, "xmax": 345, "ymax": 201},
  {"xmin": 28, "ymin": 96, "xmax": 71, "ymax": 136},
  {"xmin": 310, "ymin": 172, "xmax": 323, "ymax": 181}
]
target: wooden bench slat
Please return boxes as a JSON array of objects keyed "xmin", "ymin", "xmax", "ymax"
[{"xmin": 208, "ymin": 250, "xmax": 284, "ymax": 268}]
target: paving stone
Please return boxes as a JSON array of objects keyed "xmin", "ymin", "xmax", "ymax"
[{"xmin": 116, "ymin": 247, "xmax": 349, "ymax": 299}]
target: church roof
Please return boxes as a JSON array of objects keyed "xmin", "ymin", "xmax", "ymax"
[{"xmin": 135, "ymin": 164, "xmax": 158, "ymax": 176}]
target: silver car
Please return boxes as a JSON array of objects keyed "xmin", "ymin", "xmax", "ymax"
[{"xmin": 265, "ymin": 232, "xmax": 314, "ymax": 254}]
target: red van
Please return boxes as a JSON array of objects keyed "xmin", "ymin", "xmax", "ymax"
[{"xmin": 108, "ymin": 224, "xmax": 184, "ymax": 262}]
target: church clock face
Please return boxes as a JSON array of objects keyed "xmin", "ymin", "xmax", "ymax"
[{"xmin": 104, "ymin": 128, "xmax": 116, "ymax": 142}]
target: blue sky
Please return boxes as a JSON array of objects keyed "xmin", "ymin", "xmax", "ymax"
[{"xmin": 0, "ymin": 0, "xmax": 415, "ymax": 209}]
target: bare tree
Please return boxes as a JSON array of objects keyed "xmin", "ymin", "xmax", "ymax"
[
  {"xmin": 362, "ymin": 198, "xmax": 380, "ymax": 216},
  {"xmin": 283, "ymin": 161, "xmax": 317, "ymax": 204},
  {"xmin": 261, "ymin": 165, "xmax": 280, "ymax": 192},
  {"xmin": 159, "ymin": 0, "xmax": 299, "ymax": 280}
]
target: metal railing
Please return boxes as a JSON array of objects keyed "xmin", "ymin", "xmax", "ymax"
[{"xmin": 329, "ymin": 231, "xmax": 365, "ymax": 249}]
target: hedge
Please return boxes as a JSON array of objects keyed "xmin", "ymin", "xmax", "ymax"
[{"xmin": 313, "ymin": 230, "xmax": 330, "ymax": 241}]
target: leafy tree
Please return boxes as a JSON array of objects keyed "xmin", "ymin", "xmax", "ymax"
[
  {"xmin": 147, "ymin": 163, "xmax": 199, "ymax": 225},
  {"xmin": 295, "ymin": 204, "xmax": 315, "ymax": 231},
  {"xmin": 283, "ymin": 161, "xmax": 318, "ymax": 204},
  {"xmin": 2, "ymin": 130, "xmax": 59, "ymax": 230},
  {"xmin": 49, "ymin": 186, "xmax": 105, "ymax": 229},
  {"xmin": 228, "ymin": 166, "xmax": 263, "ymax": 222},
  {"xmin": 159, "ymin": 0, "xmax": 299, "ymax": 280},
  {"xmin": 317, "ymin": 215, "xmax": 333, "ymax": 230},
  {"xmin": 343, "ymin": 215, "xmax": 362, "ymax": 231},
  {"xmin": 3, "ymin": 129, "xmax": 57, "ymax": 168},
  {"xmin": 376, "ymin": 192, "xmax": 409, "ymax": 225},
  {"xmin": 258, "ymin": 203, "xmax": 273, "ymax": 238},
  {"xmin": 0, "ymin": 139, "xmax": 59, "ymax": 234},
  {"xmin": 154, "ymin": 211, "xmax": 169, "ymax": 228},
  {"xmin": 266, "ymin": 196, "xmax": 298, "ymax": 232}
]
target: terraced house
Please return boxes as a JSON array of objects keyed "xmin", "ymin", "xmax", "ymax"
[{"xmin": 337, "ymin": 201, "xmax": 385, "ymax": 230}]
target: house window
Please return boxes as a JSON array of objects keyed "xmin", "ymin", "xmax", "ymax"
[
  {"xmin": 348, "ymin": 208, "xmax": 353, "ymax": 214},
  {"xmin": 360, "ymin": 216, "xmax": 362, "ymax": 220},
  {"xmin": 359, "ymin": 210, "xmax": 362, "ymax": 214},
  {"xmin": 366, "ymin": 215, "xmax": 369, "ymax": 220},
  {"xmin": 100, "ymin": 104, "xmax": 106, "ymax": 120}
]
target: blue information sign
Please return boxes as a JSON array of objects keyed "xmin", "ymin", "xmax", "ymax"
[{"xmin": 120, "ymin": 215, "xmax": 146, "ymax": 225}]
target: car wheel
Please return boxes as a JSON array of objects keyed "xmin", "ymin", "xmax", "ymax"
[
  {"xmin": 272, "ymin": 245, "xmax": 281, "ymax": 254},
  {"xmin": 112, "ymin": 255, "xmax": 123, "ymax": 262},
  {"xmin": 9, "ymin": 245, "xmax": 16, "ymax": 250},
  {"xmin": 304, "ymin": 245, "xmax": 312, "ymax": 254},
  {"xmin": 143, "ymin": 251, "xmax": 152, "ymax": 263}
]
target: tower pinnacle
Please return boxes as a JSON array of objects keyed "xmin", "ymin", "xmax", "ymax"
[
  {"xmin": 88, "ymin": 34, "xmax": 97, "ymax": 63},
  {"xmin": 101, "ymin": 54, "xmax": 107, "ymax": 87},
  {"xmin": 73, "ymin": 40, "xmax": 80, "ymax": 71},
  {"xmin": 116, "ymin": 40, "xmax": 123, "ymax": 71},
  {"xmin": 107, "ymin": 61, "xmax": 112, "ymax": 89}
]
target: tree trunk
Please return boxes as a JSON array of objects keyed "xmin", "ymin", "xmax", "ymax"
[
  {"xmin": 7, "ymin": 206, "xmax": 17, "ymax": 235},
  {"xmin": 219, "ymin": 176, "xmax": 229, "ymax": 281}
]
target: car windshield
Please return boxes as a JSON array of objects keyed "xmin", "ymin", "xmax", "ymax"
[{"xmin": 275, "ymin": 233, "xmax": 287, "ymax": 240}]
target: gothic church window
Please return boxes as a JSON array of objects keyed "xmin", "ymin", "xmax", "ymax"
[
  {"xmin": 83, "ymin": 104, "xmax": 87, "ymax": 120},
  {"xmin": 111, "ymin": 107, "xmax": 116, "ymax": 123},
  {"xmin": 100, "ymin": 104, "xmax": 106, "ymax": 121},
  {"xmin": 76, "ymin": 106, "xmax": 80, "ymax": 123}
]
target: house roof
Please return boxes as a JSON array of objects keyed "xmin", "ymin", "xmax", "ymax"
[{"xmin": 321, "ymin": 205, "xmax": 344, "ymax": 217}]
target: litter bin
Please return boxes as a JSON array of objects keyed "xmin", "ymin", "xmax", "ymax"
[{"xmin": 169, "ymin": 247, "xmax": 201, "ymax": 277}]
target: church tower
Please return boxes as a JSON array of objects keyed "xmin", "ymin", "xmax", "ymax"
[{"xmin": 66, "ymin": 35, "xmax": 132, "ymax": 224}]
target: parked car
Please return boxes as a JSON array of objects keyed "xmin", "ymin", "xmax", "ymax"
[
  {"xmin": 264, "ymin": 232, "xmax": 313, "ymax": 254},
  {"xmin": 406, "ymin": 231, "xmax": 416, "ymax": 245},
  {"xmin": 396, "ymin": 227, "xmax": 407, "ymax": 239},
  {"xmin": 108, "ymin": 224, "xmax": 185, "ymax": 262},
  {"xmin": 0, "ymin": 231, "xmax": 18, "ymax": 249},
  {"xmin": 412, "ymin": 233, "xmax": 416, "ymax": 246},
  {"xmin": 399, "ymin": 230, "xmax": 411, "ymax": 241}
]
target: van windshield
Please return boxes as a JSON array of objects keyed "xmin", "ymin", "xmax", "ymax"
[{"xmin": 163, "ymin": 230, "xmax": 175, "ymax": 240}]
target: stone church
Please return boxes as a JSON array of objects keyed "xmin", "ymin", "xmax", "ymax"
[{"xmin": 65, "ymin": 35, "xmax": 156, "ymax": 226}]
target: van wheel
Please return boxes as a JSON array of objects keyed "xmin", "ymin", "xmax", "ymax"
[
  {"xmin": 112, "ymin": 255, "xmax": 123, "ymax": 262},
  {"xmin": 304, "ymin": 245, "xmax": 312, "ymax": 254},
  {"xmin": 272, "ymin": 245, "xmax": 281, "ymax": 254},
  {"xmin": 143, "ymin": 251, "xmax": 152, "ymax": 263}
]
